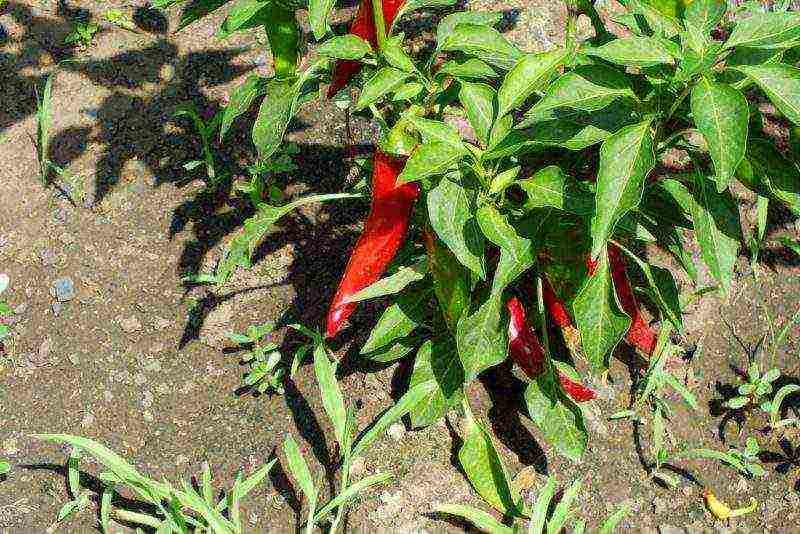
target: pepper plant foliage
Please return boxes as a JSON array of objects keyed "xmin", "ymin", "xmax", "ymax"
[{"xmin": 165, "ymin": 0, "xmax": 800, "ymax": 462}]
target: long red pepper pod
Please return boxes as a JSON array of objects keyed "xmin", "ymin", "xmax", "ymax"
[
  {"xmin": 506, "ymin": 297, "xmax": 596, "ymax": 403},
  {"xmin": 327, "ymin": 0, "xmax": 406, "ymax": 97},
  {"xmin": 541, "ymin": 277, "xmax": 582, "ymax": 351},
  {"xmin": 326, "ymin": 150, "xmax": 419, "ymax": 338},
  {"xmin": 587, "ymin": 246, "xmax": 657, "ymax": 356}
]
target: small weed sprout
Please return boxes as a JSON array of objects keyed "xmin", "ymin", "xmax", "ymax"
[
  {"xmin": 681, "ymin": 437, "xmax": 767, "ymax": 479},
  {"xmin": 64, "ymin": 21, "xmax": 100, "ymax": 48}
]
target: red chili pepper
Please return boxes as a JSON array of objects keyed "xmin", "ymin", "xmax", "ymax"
[
  {"xmin": 326, "ymin": 150, "xmax": 419, "ymax": 338},
  {"xmin": 542, "ymin": 277, "xmax": 573, "ymax": 329},
  {"xmin": 588, "ymin": 246, "xmax": 657, "ymax": 356},
  {"xmin": 506, "ymin": 297, "xmax": 596, "ymax": 403},
  {"xmin": 327, "ymin": 0, "xmax": 406, "ymax": 97}
]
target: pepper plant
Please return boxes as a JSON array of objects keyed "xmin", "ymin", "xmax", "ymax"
[{"xmin": 160, "ymin": 0, "xmax": 800, "ymax": 490}]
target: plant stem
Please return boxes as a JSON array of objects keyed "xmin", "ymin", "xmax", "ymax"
[
  {"xmin": 564, "ymin": 0, "xmax": 579, "ymax": 51},
  {"xmin": 371, "ymin": 0, "xmax": 387, "ymax": 50},
  {"xmin": 111, "ymin": 508, "xmax": 163, "ymax": 529}
]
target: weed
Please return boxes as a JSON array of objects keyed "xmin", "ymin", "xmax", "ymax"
[
  {"xmin": 64, "ymin": 21, "xmax": 99, "ymax": 48},
  {"xmin": 681, "ymin": 437, "xmax": 767, "ymax": 479},
  {"xmin": 104, "ymin": 9, "xmax": 136, "ymax": 31},
  {"xmin": 173, "ymin": 103, "xmax": 227, "ymax": 186}
]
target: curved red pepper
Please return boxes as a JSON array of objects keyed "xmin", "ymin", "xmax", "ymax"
[
  {"xmin": 327, "ymin": 0, "xmax": 406, "ymax": 97},
  {"xmin": 326, "ymin": 150, "xmax": 419, "ymax": 338},
  {"xmin": 588, "ymin": 246, "xmax": 657, "ymax": 356},
  {"xmin": 506, "ymin": 297, "xmax": 596, "ymax": 403}
]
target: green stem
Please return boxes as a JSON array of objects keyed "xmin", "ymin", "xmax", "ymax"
[
  {"xmin": 371, "ymin": 0, "xmax": 387, "ymax": 50},
  {"xmin": 564, "ymin": 1, "xmax": 579, "ymax": 51}
]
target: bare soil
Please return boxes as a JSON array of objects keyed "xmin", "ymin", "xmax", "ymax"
[{"xmin": 1, "ymin": 1, "xmax": 799, "ymax": 533}]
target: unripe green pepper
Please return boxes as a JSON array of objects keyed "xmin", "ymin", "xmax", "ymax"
[{"xmin": 265, "ymin": 5, "xmax": 300, "ymax": 79}]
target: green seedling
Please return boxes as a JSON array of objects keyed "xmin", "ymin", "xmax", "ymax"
[
  {"xmin": 64, "ymin": 21, "xmax": 100, "ymax": 48},
  {"xmin": 724, "ymin": 362, "xmax": 781, "ymax": 411},
  {"xmin": 173, "ymin": 103, "xmax": 226, "ymax": 185},
  {"xmin": 34, "ymin": 434, "xmax": 276, "ymax": 533},
  {"xmin": 105, "ymin": 9, "xmax": 136, "ymax": 31},
  {"xmin": 681, "ymin": 437, "xmax": 766, "ymax": 479}
]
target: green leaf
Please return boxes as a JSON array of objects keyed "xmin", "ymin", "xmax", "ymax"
[
  {"xmin": 724, "ymin": 11, "xmax": 800, "ymax": 50},
  {"xmin": 178, "ymin": 0, "xmax": 233, "ymax": 29},
  {"xmin": 393, "ymin": 82, "xmax": 424, "ymax": 101},
  {"xmin": 523, "ymin": 65, "xmax": 635, "ymax": 123},
  {"xmin": 736, "ymin": 139, "xmax": 800, "ymax": 217},
  {"xmin": 529, "ymin": 476, "xmax": 556, "ymax": 533},
  {"xmin": 440, "ymin": 23, "xmax": 524, "ymax": 70},
  {"xmin": 352, "ymin": 381, "xmax": 438, "ymax": 457},
  {"xmin": 344, "ymin": 258, "xmax": 428, "ymax": 303},
  {"xmin": 733, "ymin": 64, "xmax": 800, "ymax": 126},
  {"xmin": 313, "ymin": 343, "xmax": 347, "ymax": 447},
  {"xmin": 283, "ymin": 435, "xmax": 315, "ymax": 500},
  {"xmin": 598, "ymin": 504, "xmax": 631, "ymax": 533},
  {"xmin": 547, "ymin": 477, "xmax": 583, "ymax": 534},
  {"xmin": 456, "ymin": 296, "xmax": 506, "ymax": 382},
  {"xmin": 220, "ymin": 74, "xmax": 268, "ymax": 140},
  {"xmin": 632, "ymin": 258, "xmax": 682, "ymax": 331},
  {"xmin": 690, "ymin": 78, "xmax": 749, "ymax": 191},
  {"xmin": 590, "ymin": 120, "xmax": 655, "ymax": 258},
  {"xmin": 217, "ymin": 193, "xmax": 361, "ymax": 282},
  {"xmin": 459, "ymin": 82, "xmax": 496, "ymax": 145},
  {"xmin": 572, "ymin": 251, "xmax": 631, "ymax": 370},
  {"xmin": 360, "ymin": 336, "xmax": 420, "ymax": 363},
  {"xmin": 317, "ymin": 35, "xmax": 372, "ymax": 60},
  {"xmin": 436, "ymin": 11, "xmax": 504, "ymax": 49},
  {"xmin": 436, "ymin": 59, "xmax": 498, "ymax": 81},
  {"xmin": 771, "ymin": 384, "xmax": 800, "ymax": 422},
  {"xmin": 313, "ymin": 472, "xmax": 393, "ymax": 521},
  {"xmin": 476, "ymin": 204, "xmax": 536, "ymax": 292},
  {"xmin": 397, "ymin": 142, "xmax": 467, "ymax": 184},
  {"xmin": 496, "ymin": 48, "xmax": 568, "ymax": 118},
  {"xmin": 252, "ymin": 78, "xmax": 296, "ymax": 159},
  {"xmin": 525, "ymin": 376, "xmax": 589, "ymax": 461},
  {"xmin": 355, "ymin": 67, "xmax": 412, "ymax": 110},
  {"xmin": 216, "ymin": 0, "xmax": 270, "ymax": 39},
  {"xmin": 425, "ymin": 231, "xmax": 471, "ymax": 331},
  {"xmin": 382, "ymin": 34, "xmax": 416, "ymax": 73},
  {"xmin": 391, "ymin": 0, "xmax": 458, "ymax": 30},
  {"xmin": 407, "ymin": 338, "xmax": 464, "ymax": 428},
  {"xmin": 405, "ymin": 116, "xmax": 463, "ymax": 148},
  {"xmin": 583, "ymin": 37, "xmax": 674, "ymax": 67},
  {"xmin": 458, "ymin": 417, "xmax": 521, "ymax": 516},
  {"xmin": 626, "ymin": 0, "xmax": 683, "ymax": 37},
  {"xmin": 0, "ymin": 460, "xmax": 9, "ymax": 475},
  {"xmin": 433, "ymin": 504, "xmax": 514, "ymax": 534},
  {"xmin": 689, "ymin": 173, "xmax": 741, "ymax": 294},
  {"xmin": 516, "ymin": 165, "xmax": 593, "ymax": 217},
  {"xmin": 309, "ymin": 0, "xmax": 335, "ymax": 39},
  {"xmin": 427, "ymin": 176, "xmax": 486, "ymax": 279},
  {"xmin": 685, "ymin": 0, "xmax": 726, "ymax": 31},
  {"xmin": 361, "ymin": 289, "xmax": 430, "ymax": 353}
]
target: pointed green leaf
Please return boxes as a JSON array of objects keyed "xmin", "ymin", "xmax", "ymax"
[
  {"xmin": 573, "ymin": 252, "xmax": 631, "ymax": 370},
  {"xmin": 433, "ymin": 504, "xmax": 514, "ymax": 534},
  {"xmin": 408, "ymin": 338, "xmax": 464, "ymax": 428},
  {"xmin": 523, "ymin": 65, "xmax": 634, "ymax": 124},
  {"xmin": 736, "ymin": 139, "xmax": 800, "ymax": 217},
  {"xmin": 427, "ymin": 176, "xmax": 486, "ymax": 278},
  {"xmin": 458, "ymin": 418, "xmax": 522, "ymax": 516},
  {"xmin": 583, "ymin": 37, "xmax": 674, "ymax": 67},
  {"xmin": 397, "ymin": 142, "xmax": 467, "ymax": 184},
  {"xmin": 317, "ymin": 35, "xmax": 373, "ymax": 60},
  {"xmin": 313, "ymin": 343, "xmax": 347, "ymax": 447},
  {"xmin": 459, "ymin": 82, "xmax": 496, "ymax": 145},
  {"xmin": 283, "ymin": 435, "xmax": 315, "ymax": 500},
  {"xmin": 456, "ymin": 296, "xmax": 506, "ymax": 382},
  {"xmin": 436, "ymin": 12, "xmax": 504, "ymax": 48},
  {"xmin": 516, "ymin": 165, "xmax": 593, "ymax": 217},
  {"xmin": 309, "ymin": 0, "xmax": 336, "ymax": 39},
  {"xmin": 690, "ymin": 78, "xmax": 748, "ymax": 191},
  {"xmin": 355, "ymin": 67, "xmax": 412, "ymax": 110},
  {"xmin": 436, "ymin": 59, "xmax": 498, "ymax": 81},
  {"xmin": 361, "ymin": 288, "xmax": 431, "ymax": 354},
  {"xmin": 497, "ymin": 48, "xmax": 568, "ymax": 117},
  {"xmin": 525, "ymin": 377, "xmax": 589, "ymax": 461},
  {"xmin": 220, "ymin": 74, "xmax": 269, "ymax": 141},
  {"xmin": 685, "ymin": 0, "xmax": 726, "ymax": 31},
  {"xmin": 733, "ymin": 64, "xmax": 800, "ymax": 125},
  {"xmin": 440, "ymin": 24, "xmax": 523, "ymax": 70},
  {"xmin": 590, "ymin": 120, "xmax": 655, "ymax": 257},
  {"xmin": 724, "ymin": 11, "xmax": 800, "ymax": 50},
  {"xmin": 344, "ymin": 258, "xmax": 428, "ymax": 303},
  {"xmin": 252, "ymin": 78, "xmax": 296, "ymax": 159}
]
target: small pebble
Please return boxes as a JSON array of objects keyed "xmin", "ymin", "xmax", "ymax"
[
  {"xmin": 52, "ymin": 277, "xmax": 75, "ymax": 302},
  {"xmin": 387, "ymin": 422, "xmax": 405, "ymax": 442},
  {"xmin": 51, "ymin": 302, "xmax": 62, "ymax": 315},
  {"xmin": 119, "ymin": 315, "xmax": 143, "ymax": 333}
]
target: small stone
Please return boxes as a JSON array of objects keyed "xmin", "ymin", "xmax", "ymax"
[
  {"xmin": 52, "ymin": 277, "xmax": 75, "ymax": 302},
  {"xmin": 659, "ymin": 525, "xmax": 687, "ymax": 534},
  {"xmin": 119, "ymin": 315, "xmax": 143, "ymax": 333},
  {"xmin": 38, "ymin": 338, "xmax": 53, "ymax": 360},
  {"xmin": 387, "ymin": 422, "xmax": 405, "ymax": 442},
  {"xmin": 51, "ymin": 302, "xmax": 62, "ymax": 316},
  {"xmin": 141, "ymin": 390, "xmax": 154, "ymax": 408},
  {"xmin": 735, "ymin": 477, "xmax": 750, "ymax": 493},
  {"xmin": 349, "ymin": 456, "xmax": 366, "ymax": 478}
]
